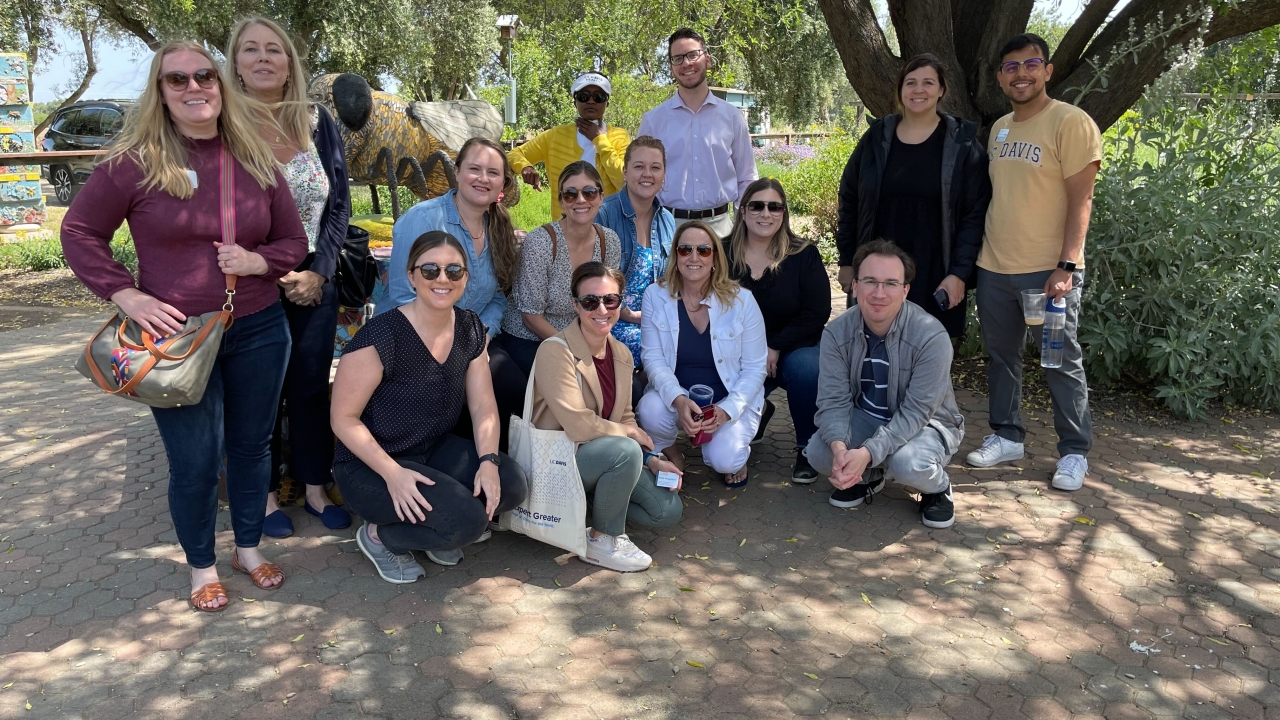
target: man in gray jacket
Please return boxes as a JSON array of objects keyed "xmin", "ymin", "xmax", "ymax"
[{"xmin": 805, "ymin": 240, "xmax": 965, "ymax": 528}]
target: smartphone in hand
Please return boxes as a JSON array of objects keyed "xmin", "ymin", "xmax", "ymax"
[{"xmin": 934, "ymin": 288, "xmax": 949, "ymax": 311}]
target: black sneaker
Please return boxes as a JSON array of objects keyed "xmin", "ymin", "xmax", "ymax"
[
  {"xmin": 919, "ymin": 482, "xmax": 955, "ymax": 529},
  {"xmin": 792, "ymin": 450, "xmax": 818, "ymax": 484},
  {"xmin": 752, "ymin": 399, "xmax": 776, "ymax": 444},
  {"xmin": 829, "ymin": 475, "xmax": 885, "ymax": 508}
]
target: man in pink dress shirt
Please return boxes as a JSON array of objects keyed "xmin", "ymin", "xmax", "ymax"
[{"xmin": 638, "ymin": 28, "xmax": 758, "ymax": 239}]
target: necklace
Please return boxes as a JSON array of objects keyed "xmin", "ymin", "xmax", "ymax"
[{"xmin": 682, "ymin": 295, "xmax": 706, "ymax": 313}]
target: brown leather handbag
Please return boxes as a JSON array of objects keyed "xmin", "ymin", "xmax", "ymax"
[{"xmin": 75, "ymin": 148, "xmax": 239, "ymax": 409}]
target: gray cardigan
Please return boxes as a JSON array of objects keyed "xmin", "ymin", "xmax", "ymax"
[{"xmin": 814, "ymin": 300, "xmax": 965, "ymax": 466}]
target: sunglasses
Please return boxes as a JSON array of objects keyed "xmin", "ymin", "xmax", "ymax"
[
  {"xmin": 415, "ymin": 263, "xmax": 468, "ymax": 281},
  {"xmin": 575, "ymin": 293, "xmax": 622, "ymax": 311},
  {"xmin": 676, "ymin": 244, "xmax": 714, "ymax": 258},
  {"xmin": 560, "ymin": 186, "xmax": 602, "ymax": 203},
  {"xmin": 574, "ymin": 90, "xmax": 609, "ymax": 104},
  {"xmin": 161, "ymin": 68, "xmax": 219, "ymax": 91},
  {"xmin": 1000, "ymin": 58, "xmax": 1046, "ymax": 75},
  {"xmin": 746, "ymin": 200, "xmax": 785, "ymax": 214}
]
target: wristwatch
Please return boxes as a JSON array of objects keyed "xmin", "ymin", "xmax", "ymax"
[
  {"xmin": 642, "ymin": 450, "xmax": 661, "ymax": 467},
  {"xmin": 479, "ymin": 453, "xmax": 501, "ymax": 467},
  {"xmin": 1056, "ymin": 260, "xmax": 1077, "ymax": 272}
]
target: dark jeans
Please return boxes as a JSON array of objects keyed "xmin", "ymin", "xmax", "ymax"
[
  {"xmin": 333, "ymin": 434, "xmax": 528, "ymax": 555},
  {"xmin": 151, "ymin": 303, "xmax": 291, "ymax": 569},
  {"xmin": 496, "ymin": 333, "xmax": 541, "ymax": 378},
  {"xmin": 271, "ymin": 282, "xmax": 340, "ymax": 490},
  {"xmin": 451, "ymin": 336, "xmax": 527, "ymax": 452},
  {"xmin": 763, "ymin": 344, "xmax": 820, "ymax": 448}
]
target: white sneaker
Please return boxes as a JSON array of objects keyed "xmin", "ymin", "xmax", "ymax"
[
  {"xmin": 966, "ymin": 434, "xmax": 1025, "ymax": 468},
  {"xmin": 581, "ymin": 528, "xmax": 652, "ymax": 572},
  {"xmin": 1052, "ymin": 454, "xmax": 1088, "ymax": 491}
]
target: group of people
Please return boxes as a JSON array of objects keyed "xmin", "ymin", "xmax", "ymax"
[{"xmin": 59, "ymin": 22, "xmax": 1099, "ymax": 611}]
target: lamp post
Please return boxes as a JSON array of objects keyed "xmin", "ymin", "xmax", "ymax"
[{"xmin": 496, "ymin": 15, "xmax": 518, "ymax": 125}]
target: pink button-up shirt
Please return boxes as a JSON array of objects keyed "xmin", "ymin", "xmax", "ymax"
[{"xmin": 638, "ymin": 91, "xmax": 758, "ymax": 212}]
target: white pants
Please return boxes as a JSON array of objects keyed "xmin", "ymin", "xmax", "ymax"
[{"xmin": 637, "ymin": 390, "xmax": 761, "ymax": 474}]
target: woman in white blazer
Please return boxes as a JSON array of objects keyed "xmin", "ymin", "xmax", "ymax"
[{"xmin": 638, "ymin": 220, "xmax": 768, "ymax": 487}]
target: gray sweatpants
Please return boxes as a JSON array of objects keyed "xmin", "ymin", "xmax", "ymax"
[
  {"xmin": 804, "ymin": 407, "xmax": 952, "ymax": 494},
  {"xmin": 975, "ymin": 268, "xmax": 1092, "ymax": 457}
]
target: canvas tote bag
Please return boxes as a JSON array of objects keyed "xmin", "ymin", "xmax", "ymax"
[
  {"xmin": 503, "ymin": 337, "xmax": 589, "ymax": 556},
  {"xmin": 76, "ymin": 148, "xmax": 239, "ymax": 409}
]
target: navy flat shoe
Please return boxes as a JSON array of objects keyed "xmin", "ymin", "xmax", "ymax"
[
  {"xmin": 305, "ymin": 502, "xmax": 352, "ymax": 530},
  {"xmin": 262, "ymin": 509, "xmax": 294, "ymax": 538}
]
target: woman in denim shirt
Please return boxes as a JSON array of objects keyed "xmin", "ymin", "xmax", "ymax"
[
  {"xmin": 597, "ymin": 136, "xmax": 675, "ymax": 370},
  {"xmin": 385, "ymin": 137, "xmax": 525, "ymax": 448}
]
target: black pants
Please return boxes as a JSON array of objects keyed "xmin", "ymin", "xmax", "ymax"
[
  {"xmin": 271, "ymin": 282, "xmax": 340, "ymax": 491},
  {"xmin": 333, "ymin": 434, "xmax": 528, "ymax": 555},
  {"xmin": 496, "ymin": 333, "xmax": 541, "ymax": 378},
  {"xmin": 452, "ymin": 337, "xmax": 527, "ymax": 452}
]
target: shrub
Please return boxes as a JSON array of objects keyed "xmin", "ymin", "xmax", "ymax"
[
  {"xmin": 1083, "ymin": 100, "xmax": 1280, "ymax": 418},
  {"xmin": 753, "ymin": 143, "xmax": 817, "ymax": 167},
  {"xmin": 764, "ymin": 132, "xmax": 858, "ymax": 263}
]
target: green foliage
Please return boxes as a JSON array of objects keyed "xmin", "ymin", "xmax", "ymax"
[
  {"xmin": 350, "ymin": 185, "xmax": 421, "ymax": 218},
  {"xmin": 508, "ymin": 184, "xmax": 551, "ymax": 231},
  {"xmin": 0, "ymin": 228, "xmax": 136, "ymax": 272},
  {"xmin": 1083, "ymin": 100, "xmax": 1280, "ymax": 418},
  {"xmin": 393, "ymin": 0, "xmax": 498, "ymax": 100},
  {"xmin": 760, "ymin": 132, "xmax": 858, "ymax": 263}
]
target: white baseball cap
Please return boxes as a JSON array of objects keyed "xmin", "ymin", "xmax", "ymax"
[{"xmin": 571, "ymin": 72, "xmax": 612, "ymax": 96}]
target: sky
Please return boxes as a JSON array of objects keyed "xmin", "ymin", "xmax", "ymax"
[{"xmin": 30, "ymin": 0, "xmax": 1113, "ymax": 103}]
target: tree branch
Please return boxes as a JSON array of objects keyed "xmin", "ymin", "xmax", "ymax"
[
  {"xmin": 93, "ymin": 0, "xmax": 160, "ymax": 49},
  {"xmin": 1051, "ymin": 0, "xmax": 1121, "ymax": 78},
  {"xmin": 816, "ymin": 0, "xmax": 901, "ymax": 117},
  {"xmin": 34, "ymin": 22, "xmax": 97, "ymax": 138}
]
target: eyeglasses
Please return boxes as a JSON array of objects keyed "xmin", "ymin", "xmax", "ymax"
[
  {"xmin": 560, "ymin": 186, "xmax": 601, "ymax": 203},
  {"xmin": 676, "ymin": 244, "xmax": 714, "ymax": 258},
  {"xmin": 575, "ymin": 293, "xmax": 622, "ymax": 311},
  {"xmin": 573, "ymin": 90, "xmax": 609, "ymax": 104},
  {"xmin": 161, "ymin": 68, "xmax": 220, "ymax": 91},
  {"xmin": 746, "ymin": 200, "xmax": 785, "ymax": 214},
  {"xmin": 857, "ymin": 278, "xmax": 905, "ymax": 292},
  {"xmin": 415, "ymin": 263, "xmax": 468, "ymax": 281},
  {"xmin": 1000, "ymin": 58, "xmax": 1046, "ymax": 75},
  {"xmin": 669, "ymin": 49, "xmax": 707, "ymax": 66}
]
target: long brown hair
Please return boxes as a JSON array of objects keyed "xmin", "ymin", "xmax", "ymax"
[
  {"xmin": 106, "ymin": 41, "xmax": 280, "ymax": 198},
  {"xmin": 727, "ymin": 177, "xmax": 808, "ymax": 276},
  {"xmin": 455, "ymin": 137, "xmax": 519, "ymax": 293},
  {"xmin": 659, "ymin": 220, "xmax": 740, "ymax": 307},
  {"xmin": 225, "ymin": 16, "xmax": 312, "ymax": 151}
]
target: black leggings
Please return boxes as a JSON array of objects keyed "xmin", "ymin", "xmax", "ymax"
[
  {"xmin": 270, "ymin": 283, "xmax": 340, "ymax": 491},
  {"xmin": 333, "ymin": 434, "xmax": 528, "ymax": 555},
  {"xmin": 452, "ymin": 338, "xmax": 527, "ymax": 452}
]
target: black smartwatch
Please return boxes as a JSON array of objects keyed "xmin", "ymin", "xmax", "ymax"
[
  {"xmin": 479, "ymin": 453, "xmax": 501, "ymax": 467},
  {"xmin": 1056, "ymin": 260, "xmax": 1077, "ymax": 272}
]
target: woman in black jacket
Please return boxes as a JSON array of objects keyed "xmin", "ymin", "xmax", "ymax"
[{"xmin": 835, "ymin": 54, "xmax": 990, "ymax": 339}]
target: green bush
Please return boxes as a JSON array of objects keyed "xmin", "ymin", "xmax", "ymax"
[
  {"xmin": 1083, "ymin": 101, "xmax": 1280, "ymax": 418},
  {"xmin": 765, "ymin": 132, "xmax": 858, "ymax": 264},
  {"xmin": 0, "ymin": 228, "xmax": 138, "ymax": 273}
]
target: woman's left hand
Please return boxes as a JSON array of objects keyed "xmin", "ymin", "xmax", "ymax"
[
  {"xmin": 215, "ymin": 242, "xmax": 269, "ymax": 276},
  {"xmin": 281, "ymin": 270, "xmax": 325, "ymax": 305},
  {"xmin": 937, "ymin": 275, "xmax": 965, "ymax": 309},
  {"xmin": 766, "ymin": 348, "xmax": 780, "ymax": 378},
  {"xmin": 648, "ymin": 456, "xmax": 683, "ymax": 492},
  {"xmin": 473, "ymin": 461, "xmax": 502, "ymax": 519},
  {"xmin": 699, "ymin": 406, "xmax": 730, "ymax": 435}
]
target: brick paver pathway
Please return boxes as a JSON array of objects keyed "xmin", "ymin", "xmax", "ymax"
[{"xmin": 1, "ymin": 314, "xmax": 1277, "ymax": 719}]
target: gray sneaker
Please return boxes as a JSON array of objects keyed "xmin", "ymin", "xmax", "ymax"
[
  {"xmin": 425, "ymin": 547, "xmax": 464, "ymax": 566},
  {"xmin": 356, "ymin": 523, "xmax": 425, "ymax": 584}
]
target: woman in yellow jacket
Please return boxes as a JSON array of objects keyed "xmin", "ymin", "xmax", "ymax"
[{"xmin": 509, "ymin": 72, "xmax": 630, "ymax": 221}]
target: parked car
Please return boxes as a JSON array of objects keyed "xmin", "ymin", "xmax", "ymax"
[{"xmin": 41, "ymin": 100, "xmax": 132, "ymax": 204}]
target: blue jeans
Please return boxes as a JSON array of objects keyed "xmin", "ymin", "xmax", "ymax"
[
  {"xmin": 151, "ymin": 303, "xmax": 291, "ymax": 569},
  {"xmin": 763, "ymin": 345, "xmax": 820, "ymax": 448}
]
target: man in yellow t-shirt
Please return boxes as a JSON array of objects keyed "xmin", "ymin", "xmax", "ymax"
[
  {"xmin": 966, "ymin": 33, "xmax": 1102, "ymax": 493},
  {"xmin": 508, "ymin": 72, "xmax": 630, "ymax": 221}
]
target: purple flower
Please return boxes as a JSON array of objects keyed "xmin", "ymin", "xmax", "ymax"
[{"xmin": 753, "ymin": 143, "xmax": 818, "ymax": 166}]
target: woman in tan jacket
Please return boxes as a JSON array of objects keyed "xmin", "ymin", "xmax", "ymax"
[{"xmin": 530, "ymin": 262, "xmax": 683, "ymax": 572}]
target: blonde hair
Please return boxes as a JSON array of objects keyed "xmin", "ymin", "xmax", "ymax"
[
  {"xmin": 659, "ymin": 220, "xmax": 740, "ymax": 307},
  {"xmin": 225, "ymin": 17, "xmax": 313, "ymax": 151},
  {"xmin": 106, "ymin": 41, "xmax": 280, "ymax": 198},
  {"xmin": 727, "ymin": 177, "xmax": 809, "ymax": 275}
]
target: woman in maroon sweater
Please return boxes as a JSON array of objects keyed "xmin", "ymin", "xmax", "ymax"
[{"xmin": 60, "ymin": 41, "xmax": 308, "ymax": 612}]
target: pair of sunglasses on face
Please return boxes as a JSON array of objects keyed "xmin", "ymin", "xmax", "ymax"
[
  {"xmin": 573, "ymin": 90, "xmax": 609, "ymax": 104},
  {"xmin": 560, "ymin": 186, "xmax": 602, "ymax": 203},
  {"xmin": 415, "ymin": 263, "xmax": 468, "ymax": 281},
  {"xmin": 745, "ymin": 200, "xmax": 785, "ymax": 214},
  {"xmin": 676, "ymin": 244, "xmax": 713, "ymax": 258},
  {"xmin": 574, "ymin": 293, "xmax": 622, "ymax": 311},
  {"xmin": 161, "ymin": 68, "xmax": 219, "ymax": 91}
]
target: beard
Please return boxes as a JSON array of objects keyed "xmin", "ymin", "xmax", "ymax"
[{"xmin": 675, "ymin": 64, "xmax": 707, "ymax": 90}]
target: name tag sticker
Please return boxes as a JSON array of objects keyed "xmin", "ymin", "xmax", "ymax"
[
  {"xmin": 995, "ymin": 128, "xmax": 1009, "ymax": 142},
  {"xmin": 186, "ymin": 169, "xmax": 198, "ymax": 189}
]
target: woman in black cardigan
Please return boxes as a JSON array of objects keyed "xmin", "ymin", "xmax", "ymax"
[
  {"xmin": 835, "ymin": 53, "xmax": 990, "ymax": 339},
  {"xmin": 724, "ymin": 178, "xmax": 831, "ymax": 483}
]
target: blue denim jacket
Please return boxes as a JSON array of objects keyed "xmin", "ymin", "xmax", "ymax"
[
  {"xmin": 598, "ymin": 189, "xmax": 675, "ymax": 277},
  {"xmin": 382, "ymin": 190, "xmax": 506, "ymax": 336}
]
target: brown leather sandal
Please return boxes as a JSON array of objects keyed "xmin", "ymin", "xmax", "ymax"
[
  {"xmin": 232, "ymin": 552, "xmax": 285, "ymax": 590},
  {"xmin": 189, "ymin": 581, "xmax": 229, "ymax": 612}
]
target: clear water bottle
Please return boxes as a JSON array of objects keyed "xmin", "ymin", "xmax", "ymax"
[{"xmin": 1041, "ymin": 298, "xmax": 1067, "ymax": 369}]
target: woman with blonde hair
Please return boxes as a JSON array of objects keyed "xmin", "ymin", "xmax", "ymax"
[
  {"xmin": 226, "ymin": 16, "xmax": 354, "ymax": 536},
  {"xmin": 723, "ymin": 177, "xmax": 831, "ymax": 483},
  {"xmin": 637, "ymin": 220, "xmax": 767, "ymax": 488},
  {"xmin": 61, "ymin": 41, "xmax": 308, "ymax": 611}
]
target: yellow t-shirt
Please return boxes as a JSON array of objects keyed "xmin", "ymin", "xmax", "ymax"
[{"xmin": 979, "ymin": 99, "xmax": 1102, "ymax": 274}]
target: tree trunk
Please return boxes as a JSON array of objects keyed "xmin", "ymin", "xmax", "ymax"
[
  {"xmin": 94, "ymin": 0, "xmax": 160, "ymax": 49},
  {"xmin": 34, "ymin": 23, "xmax": 98, "ymax": 139}
]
